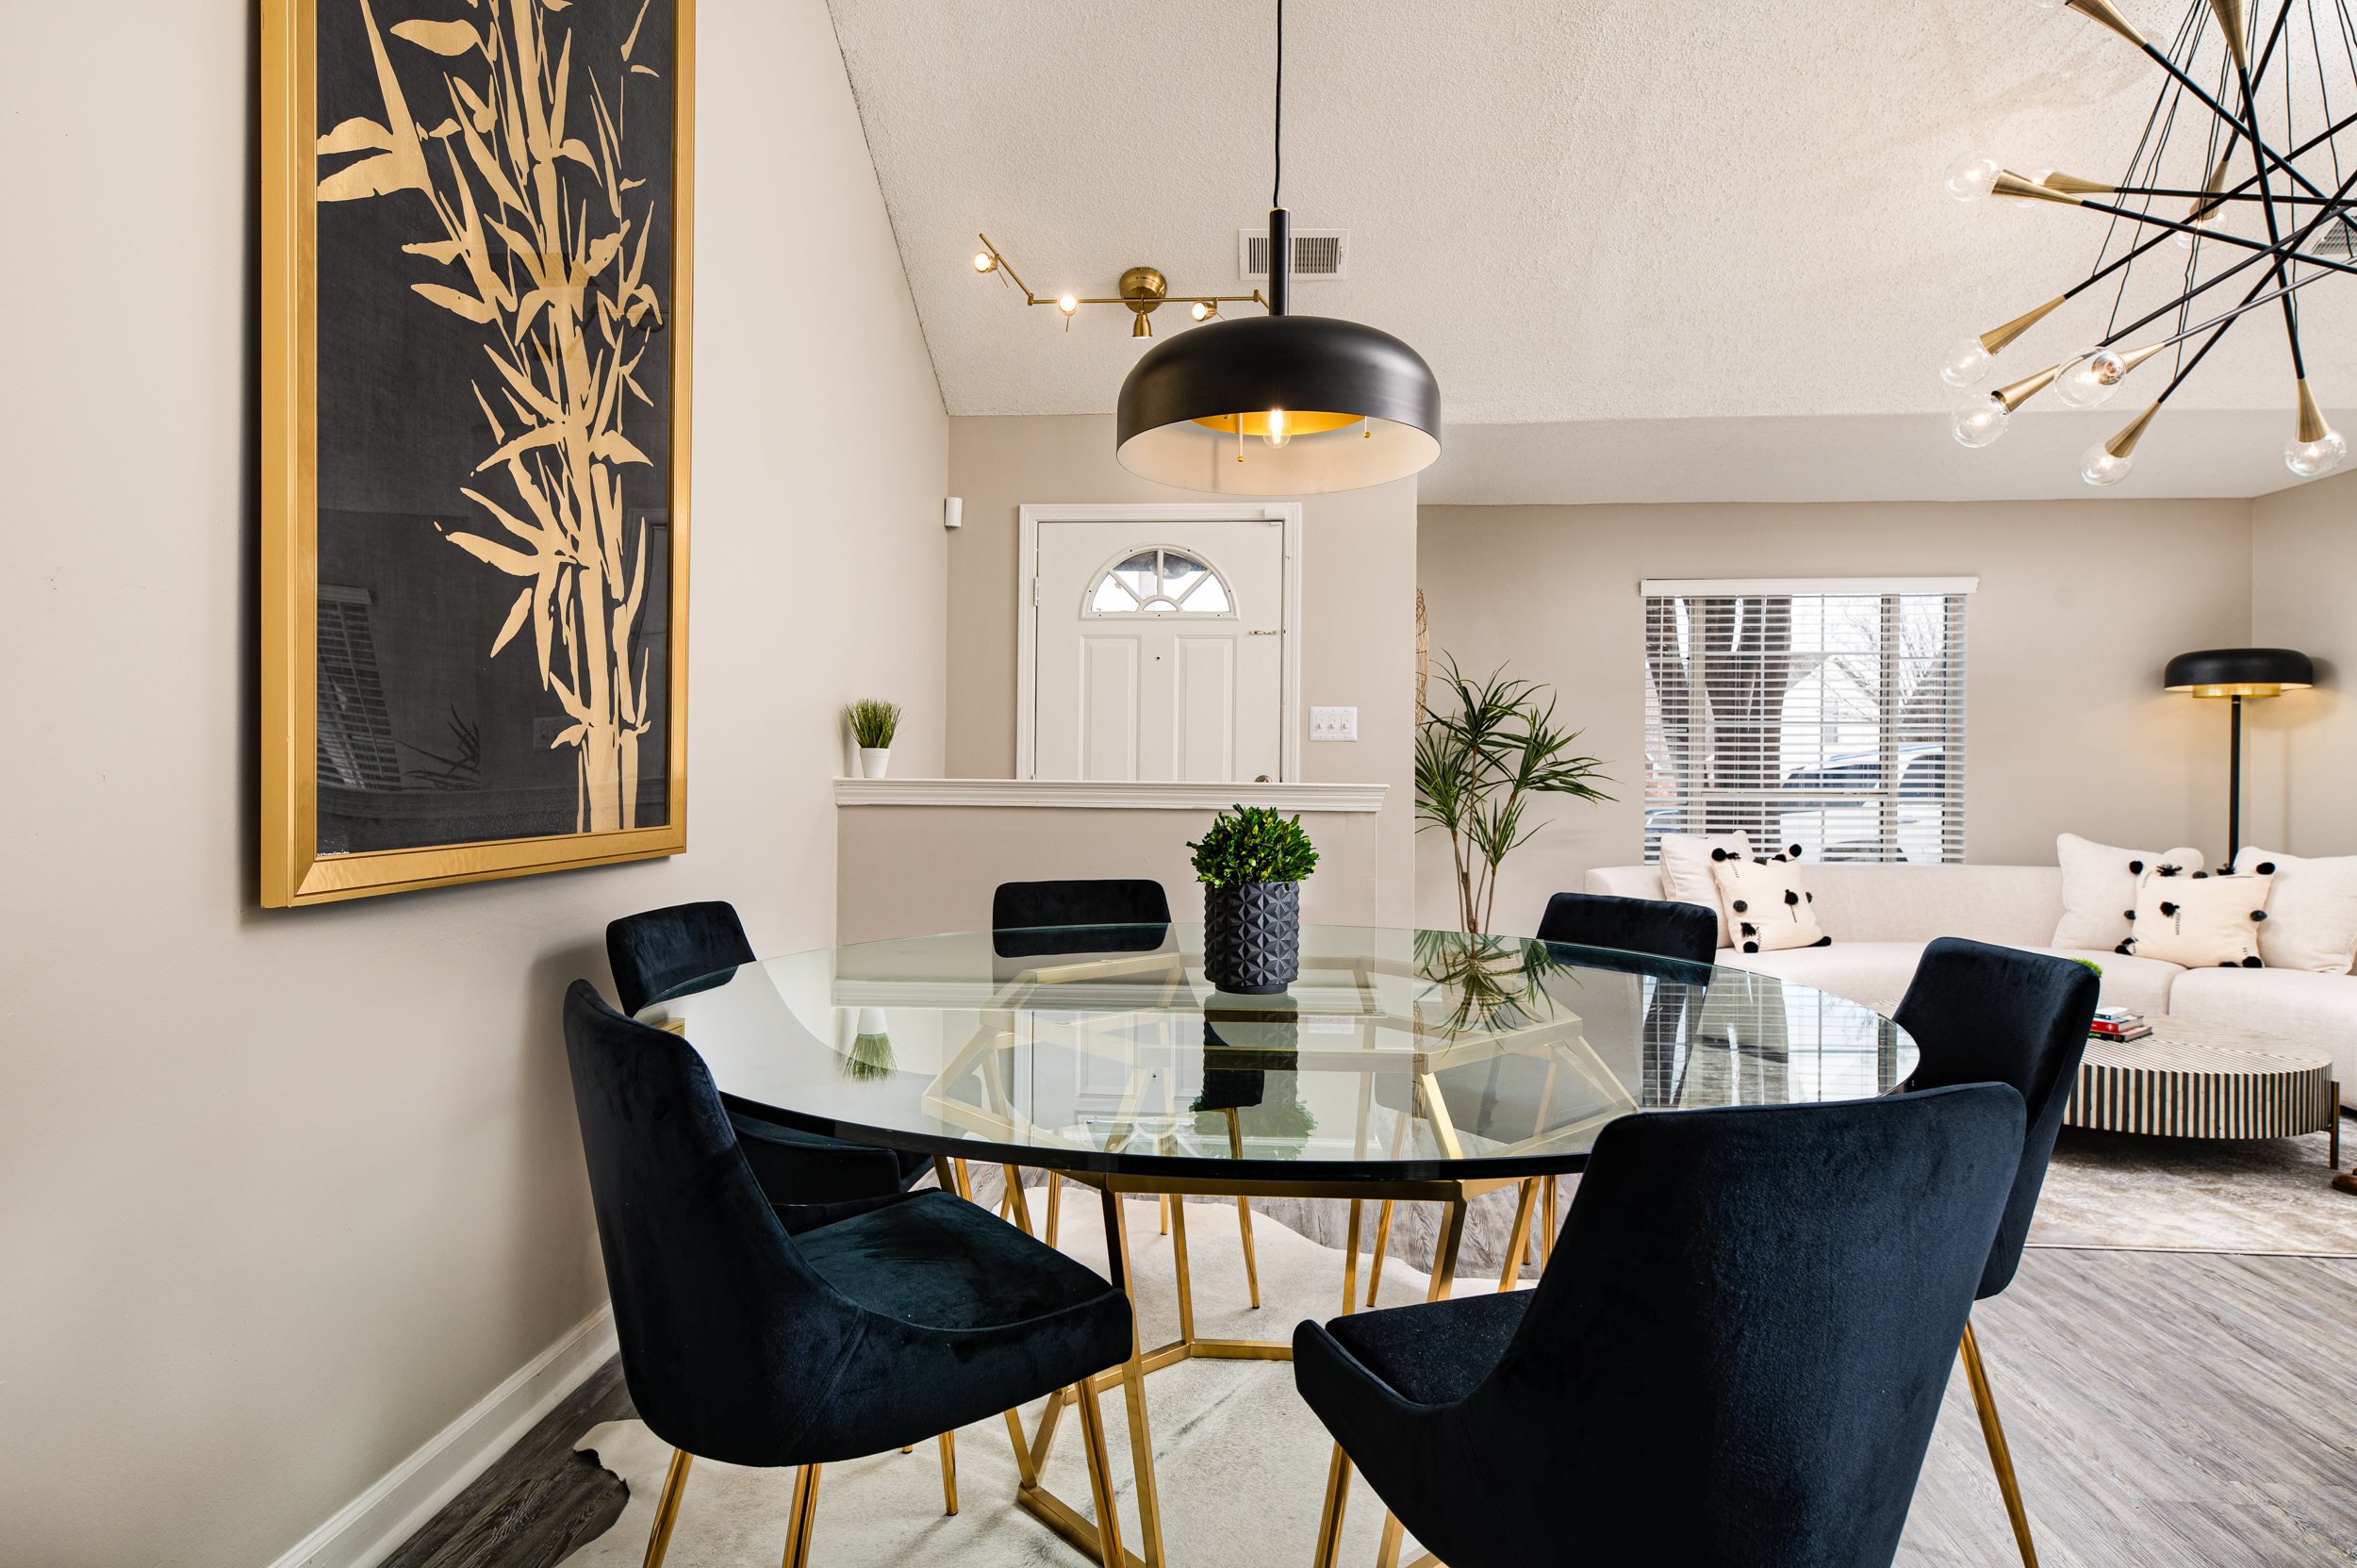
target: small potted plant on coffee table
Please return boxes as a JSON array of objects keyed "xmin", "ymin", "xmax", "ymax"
[{"xmin": 1189, "ymin": 804, "xmax": 1318, "ymax": 995}]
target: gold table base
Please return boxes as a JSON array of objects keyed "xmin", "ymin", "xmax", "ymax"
[{"xmin": 969, "ymin": 1159, "xmax": 1536, "ymax": 1568}]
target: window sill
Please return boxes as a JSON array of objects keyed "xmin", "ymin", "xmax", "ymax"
[{"xmin": 832, "ymin": 779, "xmax": 1387, "ymax": 813}]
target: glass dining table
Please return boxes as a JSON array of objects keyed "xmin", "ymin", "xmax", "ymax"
[{"xmin": 635, "ymin": 921, "xmax": 1918, "ymax": 1568}]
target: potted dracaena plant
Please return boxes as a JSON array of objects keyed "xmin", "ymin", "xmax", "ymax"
[
  {"xmin": 1188, "ymin": 805, "xmax": 1319, "ymax": 995},
  {"xmin": 844, "ymin": 699, "xmax": 901, "ymax": 779},
  {"xmin": 1416, "ymin": 656, "xmax": 1611, "ymax": 935}
]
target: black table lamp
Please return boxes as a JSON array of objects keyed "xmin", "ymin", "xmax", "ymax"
[{"xmin": 2164, "ymin": 647, "xmax": 2315, "ymax": 862}]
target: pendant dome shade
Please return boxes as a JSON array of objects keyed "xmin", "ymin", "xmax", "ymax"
[{"xmin": 1115, "ymin": 313, "xmax": 1442, "ymax": 495}]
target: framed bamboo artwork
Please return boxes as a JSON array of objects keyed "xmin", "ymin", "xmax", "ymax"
[{"xmin": 261, "ymin": 0, "xmax": 694, "ymax": 905}]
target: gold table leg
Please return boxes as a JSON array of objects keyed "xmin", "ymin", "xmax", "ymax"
[
  {"xmin": 935, "ymin": 1429, "xmax": 958, "ymax": 1515},
  {"xmin": 1075, "ymin": 1376, "xmax": 1126, "ymax": 1568},
  {"xmin": 1426, "ymin": 1200, "xmax": 1467, "ymax": 1303},
  {"xmin": 1959, "ymin": 1321, "xmax": 2040, "ymax": 1568},
  {"xmin": 1340, "ymin": 1198, "xmax": 1364, "ymax": 1316},
  {"xmin": 1104, "ymin": 1191, "xmax": 1170, "ymax": 1568},
  {"xmin": 1496, "ymin": 1178, "xmax": 1539, "ymax": 1292},
  {"xmin": 640, "ymin": 1448, "xmax": 692, "ymax": 1568}
]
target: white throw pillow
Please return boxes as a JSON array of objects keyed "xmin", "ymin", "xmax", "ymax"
[
  {"xmin": 1658, "ymin": 831, "xmax": 1752, "ymax": 949},
  {"xmin": 2053, "ymin": 833, "xmax": 2207, "ymax": 951},
  {"xmin": 1710, "ymin": 852, "xmax": 1828, "ymax": 954},
  {"xmin": 2124, "ymin": 867, "xmax": 2270, "ymax": 968},
  {"xmin": 2233, "ymin": 848, "xmax": 2357, "ymax": 974}
]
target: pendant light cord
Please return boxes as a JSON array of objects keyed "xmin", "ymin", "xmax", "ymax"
[{"xmin": 1272, "ymin": 0, "xmax": 1283, "ymax": 208}]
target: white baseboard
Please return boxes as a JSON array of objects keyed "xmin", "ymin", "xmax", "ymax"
[{"xmin": 264, "ymin": 1302, "xmax": 618, "ymax": 1568}]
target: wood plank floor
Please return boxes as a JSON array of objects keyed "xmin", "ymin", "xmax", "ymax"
[{"xmin": 385, "ymin": 1245, "xmax": 2357, "ymax": 1568}]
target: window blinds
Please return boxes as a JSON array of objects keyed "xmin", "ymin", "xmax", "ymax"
[{"xmin": 1640, "ymin": 582, "xmax": 1970, "ymax": 866}]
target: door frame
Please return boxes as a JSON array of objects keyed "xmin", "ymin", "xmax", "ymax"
[{"xmin": 1016, "ymin": 502, "xmax": 1305, "ymax": 782}]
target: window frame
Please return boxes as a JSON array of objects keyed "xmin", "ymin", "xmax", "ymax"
[{"xmin": 1639, "ymin": 577, "xmax": 1974, "ymax": 867}]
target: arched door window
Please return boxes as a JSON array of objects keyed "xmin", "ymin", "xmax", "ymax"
[{"xmin": 1084, "ymin": 546, "xmax": 1235, "ymax": 616}]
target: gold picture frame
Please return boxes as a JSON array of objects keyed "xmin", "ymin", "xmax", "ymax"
[{"xmin": 260, "ymin": 0, "xmax": 694, "ymax": 906}]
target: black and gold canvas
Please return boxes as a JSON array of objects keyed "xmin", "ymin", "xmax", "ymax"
[{"xmin": 263, "ymin": 0, "xmax": 692, "ymax": 903}]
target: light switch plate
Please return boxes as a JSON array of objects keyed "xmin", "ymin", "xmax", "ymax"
[{"xmin": 1309, "ymin": 705, "xmax": 1358, "ymax": 742}]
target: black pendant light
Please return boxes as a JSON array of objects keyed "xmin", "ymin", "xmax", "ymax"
[{"xmin": 1115, "ymin": 1, "xmax": 1441, "ymax": 495}]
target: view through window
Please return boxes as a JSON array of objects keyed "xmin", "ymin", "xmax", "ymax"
[{"xmin": 1641, "ymin": 581, "xmax": 1970, "ymax": 864}]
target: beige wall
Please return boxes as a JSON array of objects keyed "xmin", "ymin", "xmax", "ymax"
[
  {"xmin": 838, "ymin": 804, "xmax": 1383, "ymax": 943},
  {"xmin": 1414, "ymin": 500, "xmax": 2257, "ymax": 932},
  {"xmin": 0, "ymin": 5, "xmax": 945, "ymax": 1565},
  {"xmin": 946, "ymin": 416, "xmax": 1419, "ymax": 922},
  {"xmin": 2249, "ymin": 469, "xmax": 2357, "ymax": 855}
]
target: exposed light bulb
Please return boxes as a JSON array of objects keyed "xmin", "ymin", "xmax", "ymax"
[
  {"xmin": 1952, "ymin": 396, "xmax": 2011, "ymax": 448},
  {"xmin": 2027, "ymin": 0, "xmax": 2062, "ymax": 9},
  {"xmin": 2079, "ymin": 440, "xmax": 2134, "ymax": 486},
  {"xmin": 2054, "ymin": 348, "xmax": 2128, "ymax": 409},
  {"xmin": 1056, "ymin": 293, "xmax": 1079, "ymax": 314},
  {"xmin": 1937, "ymin": 338, "xmax": 1995, "ymax": 388},
  {"xmin": 972, "ymin": 250, "xmax": 996, "ymax": 272},
  {"xmin": 1262, "ymin": 408, "xmax": 1292, "ymax": 449},
  {"xmin": 2285, "ymin": 428, "xmax": 2348, "ymax": 478},
  {"xmin": 1945, "ymin": 153, "xmax": 2002, "ymax": 203}
]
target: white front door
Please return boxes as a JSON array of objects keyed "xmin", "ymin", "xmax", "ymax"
[{"xmin": 1029, "ymin": 517, "xmax": 1290, "ymax": 782}]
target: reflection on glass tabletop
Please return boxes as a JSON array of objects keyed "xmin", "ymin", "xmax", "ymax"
[{"xmin": 635, "ymin": 923, "xmax": 1918, "ymax": 1181}]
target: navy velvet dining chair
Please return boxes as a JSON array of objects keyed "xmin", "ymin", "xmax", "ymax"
[
  {"xmin": 1534, "ymin": 889, "xmax": 1720, "ymax": 966},
  {"xmin": 1893, "ymin": 937, "xmax": 2100, "ymax": 1568},
  {"xmin": 1295, "ymin": 1083, "xmax": 2028, "ymax": 1568},
  {"xmin": 1359, "ymin": 891, "xmax": 1719, "ymax": 1304},
  {"xmin": 562, "ymin": 982, "xmax": 1137, "ymax": 1568},
  {"xmin": 606, "ymin": 902, "xmax": 934, "ymax": 1207}
]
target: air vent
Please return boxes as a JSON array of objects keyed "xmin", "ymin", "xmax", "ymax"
[
  {"xmin": 2309, "ymin": 217, "xmax": 2357, "ymax": 259},
  {"xmin": 1239, "ymin": 227, "xmax": 1348, "ymax": 281}
]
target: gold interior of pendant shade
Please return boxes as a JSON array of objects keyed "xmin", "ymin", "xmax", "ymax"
[
  {"xmin": 1190, "ymin": 410, "xmax": 1367, "ymax": 438},
  {"xmin": 2177, "ymin": 682, "xmax": 2303, "ymax": 698}
]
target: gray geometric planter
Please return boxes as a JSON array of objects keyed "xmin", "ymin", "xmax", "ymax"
[{"xmin": 1203, "ymin": 881, "xmax": 1301, "ymax": 995}]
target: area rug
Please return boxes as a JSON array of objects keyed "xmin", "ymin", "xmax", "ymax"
[
  {"xmin": 562, "ymin": 1186, "xmax": 2356, "ymax": 1568},
  {"xmin": 2029, "ymin": 1114, "xmax": 2357, "ymax": 1255}
]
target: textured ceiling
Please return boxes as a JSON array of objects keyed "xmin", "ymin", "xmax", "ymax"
[{"xmin": 827, "ymin": 0, "xmax": 2357, "ymax": 501}]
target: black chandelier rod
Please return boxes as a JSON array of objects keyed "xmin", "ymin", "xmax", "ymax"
[
  {"xmin": 2067, "ymin": 191, "xmax": 2357, "ymax": 279},
  {"xmin": 2092, "ymin": 184, "xmax": 2351, "ymax": 203},
  {"xmin": 2137, "ymin": 17, "xmax": 2342, "ymax": 212},
  {"xmin": 2040, "ymin": 99, "xmax": 2357, "ymax": 314},
  {"xmin": 2221, "ymin": 1, "xmax": 2308, "ymax": 379},
  {"xmin": 2102, "ymin": 155, "xmax": 2357, "ymax": 346}
]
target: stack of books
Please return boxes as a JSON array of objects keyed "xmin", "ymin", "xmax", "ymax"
[{"xmin": 2090, "ymin": 1007, "xmax": 2152, "ymax": 1044}]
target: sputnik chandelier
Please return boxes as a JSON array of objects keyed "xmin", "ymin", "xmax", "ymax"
[{"xmin": 1945, "ymin": 0, "xmax": 2357, "ymax": 485}]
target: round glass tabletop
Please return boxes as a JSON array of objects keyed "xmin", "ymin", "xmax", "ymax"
[{"xmin": 635, "ymin": 923, "xmax": 1918, "ymax": 1183}]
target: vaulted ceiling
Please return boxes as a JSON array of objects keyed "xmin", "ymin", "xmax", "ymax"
[{"xmin": 826, "ymin": 0, "xmax": 2357, "ymax": 503}]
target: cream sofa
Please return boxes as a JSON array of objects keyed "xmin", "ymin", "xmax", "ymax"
[{"xmin": 1585, "ymin": 861, "xmax": 2356, "ymax": 1108}]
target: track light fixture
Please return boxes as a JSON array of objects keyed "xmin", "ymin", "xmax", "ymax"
[{"xmin": 970, "ymin": 233, "xmax": 1261, "ymax": 339}]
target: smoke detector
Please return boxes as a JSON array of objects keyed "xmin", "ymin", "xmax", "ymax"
[{"xmin": 1239, "ymin": 227, "xmax": 1347, "ymax": 282}]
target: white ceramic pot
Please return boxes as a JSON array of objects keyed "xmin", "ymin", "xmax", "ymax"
[{"xmin": 858, "ymin": 747, "xmax": 892, "ymax": 779}]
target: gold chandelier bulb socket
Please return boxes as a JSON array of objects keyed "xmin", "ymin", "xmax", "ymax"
[
  {"xmin": 2105, "ymin": 400, "xmax": 2163, "ymax": 459},
  {"xmin": 1980, "ymin": 294, "xmax": 2068, "ymax": 355},
  {"xmin": 2067, "ymin": 0, "xmax": 2149, "ymax": 48},
  {"xmin": 1995, "ymin": 362, "xmax": 2067, "ymax": 411},
  {"xmin": 2038, "ymin": 172, "xmax": 2118, "ymax": 194},
  {"xmin": 1993, "ymin": 171, "xmax": 2084, "ymax": 206},
  {"xmin": 2296, "ymin": 379, "xmax": 2332, "ymax": 443},
  {"xmin": 2210, "ymin": 0, "xmax": 2250, "ymax": 69}
]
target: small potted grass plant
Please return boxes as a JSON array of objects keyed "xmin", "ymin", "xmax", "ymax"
[
  {"xmin": 1189, "ymin": 804, "xmax": 1318, "ymax": 995},
  {"xmin": 844, "ymin": 699, "xmax": 901, "ymax": 779}
]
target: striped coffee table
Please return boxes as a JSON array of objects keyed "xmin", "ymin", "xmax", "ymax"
[{"xmin": 2064, "ymin": 1016, "xmax": 2341, "ymax": 1168}]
